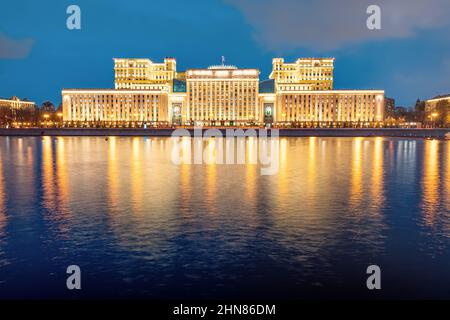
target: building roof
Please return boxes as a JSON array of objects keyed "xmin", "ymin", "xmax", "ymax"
[
  {"xmin": 0, "ymin": 96, "xmax": 35, "ymax": 103},
  {"xmin": 430, "ymin": 94, "xmax": 450, "ymax": 100},
  {"xmin": 208, "ymin": 65, "xmax": 237, "ymax": 70}
]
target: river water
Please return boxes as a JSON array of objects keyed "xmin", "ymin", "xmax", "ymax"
[{"xmin": 0, "ymin": 136, "xmax": 449, "ymax": 299}]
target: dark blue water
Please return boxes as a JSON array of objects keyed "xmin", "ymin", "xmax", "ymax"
[{"xmin": 0, "ymin": 136, "xmax": 449, "ymax": 299}]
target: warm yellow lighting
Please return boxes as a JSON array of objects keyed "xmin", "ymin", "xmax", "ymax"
[
  {"xmin": 43, "ymin": 114, "xmax": 50, "ymax": 119},
  {"xmin": 61, "ymin": 56, "xmax": 385, "ymax": 127}
]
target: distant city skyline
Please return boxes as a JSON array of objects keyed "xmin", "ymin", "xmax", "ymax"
[{"xmin": 1, "ymin": 0, "xmax": 450, "ymax": 106}]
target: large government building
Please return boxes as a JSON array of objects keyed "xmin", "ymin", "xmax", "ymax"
[{"xmin": 62, "ymin": 57, "xmax": 385, "ymax": 127}]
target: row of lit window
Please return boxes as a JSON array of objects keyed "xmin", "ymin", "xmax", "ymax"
[
  {"xmin": 190, "ymin": 114, "xmax": 255, "ymax": 118},
  {"xmin": 72, "ymin": 97, "xmax": 160, "ymax": 103},
  {"xmin": 282, "ymin": 95, "xmax": 377, "ymax": 101}
]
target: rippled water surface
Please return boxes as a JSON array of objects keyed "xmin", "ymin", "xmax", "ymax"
[{"xmin": 0, "ymin": 136, "xmax": 449, "ymax": 299}]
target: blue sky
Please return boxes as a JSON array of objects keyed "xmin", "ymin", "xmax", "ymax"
[{"xmin": 0, "ymin": 0, "xmax": 449, "ymax": 107}]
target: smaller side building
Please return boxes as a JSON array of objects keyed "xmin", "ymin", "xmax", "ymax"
[
  {"xmin": 0, "ymin": 96, "xmax": 36, "ymax": 127},
  {"xmin": 62, "ymin": 89, "xmax": 170, "ymax": 127},
  {"xmin": 0, "ymin": 96, "xmax": 35, "ymax": 110},
  {"xmin": 425, "ymin": 94, "xmax": 450, "ymax": 127}
]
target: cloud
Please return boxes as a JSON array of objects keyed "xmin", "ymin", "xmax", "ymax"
[
  {"xmin": 225, "ymin": 0, "xmax": 450, "ymax": 51},
  {"xmin": 0, "ymin": 32, "xmax": 34, "ymax": 59}
]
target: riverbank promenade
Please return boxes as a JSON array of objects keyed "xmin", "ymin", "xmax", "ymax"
[{"xmin": 0, "ymin": 128, "xmax": 449, "ymax": 139}]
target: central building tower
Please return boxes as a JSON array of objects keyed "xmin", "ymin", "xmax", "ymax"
[{"xmin": 185, "ymin": 65, "xmax": 260, "ymax": 126}]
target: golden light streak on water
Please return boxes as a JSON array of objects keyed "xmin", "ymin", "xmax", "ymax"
[
  {"xmin": 0, "ymin": 149, "xmax": 5, "ymax": 237},
  {"xmin": 246, "ymin": 136, "xmax": 257, "ymax": 165},
  {"xmin": 42, "ymin": 136, "xmax": 55, "ymax": 212},
  {"xmin": 244, "ymin": 137, "xmax": 258, "ymax": 207},
  {"xmin": 107, "ymin": 137, "xmax": 119, "ymax": 210},
  {"xmin": 55, "ymin": 137, "xmax": 69, "ymax": 210},
  {"xmin": 422, "ymin": 140, "xmax": 440, "ymax": 226},
  {"xmin": 205, "ymin": 139, "xmax": 217, "ymax": 214},
  {"xmin": 445, "ymin": 142, "xmax": 450, "ymax": 212},
  {"xmin": 349, "ymin": 137, "xmax": 363, "ymax": 212},
  {"xmin": 131, "ymin": 137, "xmax": 144, "ymax": 214},
  {"xmin": 276, "ymin": 138, "xmax": 289, "ymax": 204},
  {"xmin": 370, "ymin": 137, "xmax": 385, "ymax": 216},
  {"xmin": 181, "ymin": 136, "xmax": 191, "ymax": 164},
  {"xmin": 305, "ymin": 137, "xmax": 318, "ymax": 203}
]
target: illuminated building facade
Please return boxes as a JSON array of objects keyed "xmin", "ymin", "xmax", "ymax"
[
  {"xmin": 425, "ymin": 95, "xmax": 450, "ymax": 126},
  {"xmin": 62, "ymin": 57, "xmax": 385, "ymax": 127},
  {"xmin": 0, "ymin": 96, "xmax": 36, "ymax": 128},
  {"xmin": 0, "ymin": 96, "xmax": 35, "ymax": 111},
  {"xmin": 62, "ymin": 89, "xmax": 169, "ymax": 126},
  {"xmin": 273, "ymin": 90, "xmax": 384, "ymax": 126},
  {"xmin": 270, "ymin": 58, "xmax": 334, "ymax": 91},
  {"xmin": 185, "ymin": 66, "xmax": 259, "ymax": 126},
  {"xmin": 114, "ymin": 58, "xmax": 177, "ymax": 90}
]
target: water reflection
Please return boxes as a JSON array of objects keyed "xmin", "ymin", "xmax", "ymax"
[
  {"xmin": 446, "ymin": 143, "xmax": 450, "ymax": 212},
  {"xmin": 42, "ymin": 137, "xmax": 55, "ymax": 212},
  {"xmin": 108, "ymin": 137, "xmax": 119, "ymax": 210},
  {"xmin": 131, "ymin": 137, "xmax": 144, "ymax": 213},
  {"xmin": 305, "ymin": 137, "xmax": 317, "ymax": 201},
  {"xmin": 0, "ymin": 137, "xmax": 449, "ymax": 299},
  {"xmin": 444, "ymin": 143, "xmax": 450, "ymax": 236},
  {"xmin": 370, "ymin": 137, "xmax": 385, "ymax": 216},
  {"xmin": 349, "ymin": 137, "xmax": 363, "ymax": 210},
  {"xmin": 422, "ymin": 140, "xmax": 440, "ymax": 226},
  {"xmin": 56, "ymin": 137, "xmax": 69, "ymax": 212},
  {"xmin": 0, "ymin": 149, "xmax": 6, "ymax": 237},
  {"xmin": 0, "ymin": 147, "xmax": 7, "ymax": 269},
  {"xmin": 205, "ymin": 140, "xmax": 217, "ymax": 214},
  {"xmin": 277, "ymin": 138, "xmax": 289, "ymax": 202}
]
